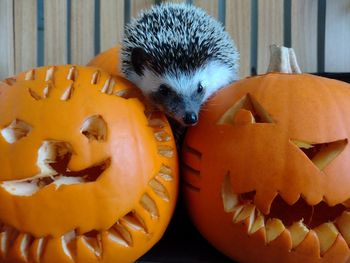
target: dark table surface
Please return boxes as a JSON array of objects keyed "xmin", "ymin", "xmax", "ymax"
[{"xmin": 138, "ymin": 195, "xmax": 233, "ymax": 263}]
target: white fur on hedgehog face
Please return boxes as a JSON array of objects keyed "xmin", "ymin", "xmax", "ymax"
[{"xmin": 128, "ymin": 60, "xmax": 236, "ymax": 125}]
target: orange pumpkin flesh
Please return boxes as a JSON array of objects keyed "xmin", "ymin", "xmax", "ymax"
[
  {"xmin": 0, "ymin": 65, "xmax": 178, "ymax": 262},
  {"xmin": 183, "ymin": 48, "xmax": 350, "ymax": 262}
]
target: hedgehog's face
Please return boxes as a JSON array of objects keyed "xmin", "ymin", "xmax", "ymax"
[{"xmin": 127, "ymin": 48, "xmax": 237, "ymax": 126}]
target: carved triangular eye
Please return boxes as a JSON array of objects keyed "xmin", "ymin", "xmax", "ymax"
[
  {"xmin": 291, "ymin": 139, "xmax": 348, "ymax": 170},
  {"xmin": 218, "ymin": 93, "xmax": 275, "ymax": 125}
]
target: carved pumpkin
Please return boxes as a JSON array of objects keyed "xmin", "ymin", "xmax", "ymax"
[
  {"xmin": 183, "ymin": 46, "xmax": 350, "ymax": 262},
  {"xmin": 87, "ymin": 46, "xmax": 121, "ymax": 78},
  {"xmin": 0, "ymin": 65, "xmax": 178, "ymax": 263}
]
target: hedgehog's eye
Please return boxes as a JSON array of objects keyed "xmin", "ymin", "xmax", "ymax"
[
  {"xmin": 197, "ymin": 83, "xmax": 204, "ymax": 93},
  {"xmin": 159, "ymin": 84, "xmax": 170, "ymax": 96}
]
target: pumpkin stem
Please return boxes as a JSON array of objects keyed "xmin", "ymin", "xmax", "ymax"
[{"xmin": 267, "ymin": 45, "xmax": 302, "ymax": 74}]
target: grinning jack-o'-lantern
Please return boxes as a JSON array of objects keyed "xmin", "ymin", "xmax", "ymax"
[
  {"xmin": 183, "ymin": 46, "xmax": 350, "ymax": 262},
  {"xmin": 0, "ymin": 65, "xmax": 178, "ymax": 263}
]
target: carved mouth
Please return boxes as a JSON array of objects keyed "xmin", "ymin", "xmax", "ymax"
[
  {"xmin": 0, "ymin": 140, "xmax": 111, "ymax": 196},
  {"xmin": 221, "ymin": 172, "xmax": 350, "ymax": 256}
]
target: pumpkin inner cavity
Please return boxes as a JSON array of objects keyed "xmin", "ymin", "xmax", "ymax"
[
  {"xmin": 268, "ymin": 195, "xmax": 346, "ymax": 229},
  {"xmin": 291, "ymin": 139, "xmax": 348, "ymax": 170}
]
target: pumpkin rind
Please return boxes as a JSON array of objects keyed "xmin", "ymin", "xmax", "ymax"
[
  {"xmin": 0, "ymin": 65, "xmax": 178, "ymax": 262},
  {"xmin": 183, "ymin": 72, "xmax": 350, "ymax": 262}
]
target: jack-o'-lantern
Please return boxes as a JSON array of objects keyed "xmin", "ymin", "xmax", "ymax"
[
  {"xmin": 183, "ymin": 46, "xmax": 350, "ymax": 262},
  {"xmin": 0, "ymin": 65, "xmax": 178, "ymax": 263}
]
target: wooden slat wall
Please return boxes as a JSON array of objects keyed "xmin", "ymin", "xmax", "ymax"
[
  {"xmin": 131, "ymin": 0, "xmax": 155, "ymax": 18},
  {"xmin": 1, "ymin": 0, "xmax": 350, "ymax": 80},
  {"xmin": 100, "ymin": 0, "xmax": 124, "ymax": 50},
  {"xmin": 325, "ymin": 0, "xmax": 350, "ymax": 72},
  {"xmin": 70, "ymin": 0, "xmax": 95, "ymax": 65},
  {"xmin": 0, "ymin": 0, "xmax": 15, "ymax": 78},
  {"xmin": 257, "ymin": 0, "xmax": 284, "ymax": 74},
  {"xmin": 44, "ymin": 0, "xmax": 67, "ymax": 65},
  {"xmin": 226, "ymin": 0, "xmax": 251, "ymax": 78},
  {"xmin": 291, "ymin": 0, "xmax": 318, "ymax": 73},
  {"xmin": 14, "ymin": 0, "xmax": 37, "ymax": 74},
  {"xmin": 193, "ymin": 0, "xmax": 218, "ymax": 19}
]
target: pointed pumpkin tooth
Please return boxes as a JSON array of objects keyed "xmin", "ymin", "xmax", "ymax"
[
  {"xmin": 288, "ymin": 220, "xmax": 309, "ymax": 249},
  {"xmin": 67, "ymin": 66, "xmax": 76, "ymax": 81},
  {"xmin": 313, "ymin": 222, "xmax": 339, "ymax": 255},
  {"xmin": 81, "ymin": 235, "xmax": 102, "ymax": 258},
  {"xmin": 232, "ymin": 205, "xmax": 245, "ymax": 222},
  {"xmin": 114, "ymin": 89, "xmax": 128, "ymax": 97},
  {"xmin": 0, "ymin": 231, "xmax": 7, "ymax": 258},
  {"xmin": 61, "ymin": 231, "xmax": 76, "ymax": 260},
  {"xmin": 335, "ymin": 211, "xmax": 350, "ymax": 245},
  {"xmin": 140, "ymin": 193, "xmax": 159, "ymax": 219},
  {"xmin": 148, "ymin": 118, "xmax": 165, "ymax": 128},
  {"xmin": 234, "ymin": 204, "xmax": 255, "ymax": 224},
  {"xmin": 61, "ymin": 84, "xmax": 74, "ymax": 101},
  {"xmin": 15, "ymin": 233, "xmax": 32, "ymax": 261},
  {"xmin": 249, "ymin": 210, "xmax": 265, "ymax": 235},
  {"xmin": 157, "ymin": 145, "xmax": 174, "ymax": 158},
  {"xmin": 25, "ymin": 69, "xmax": 35, "ymax": 80},
  {"xmin": 45, "ymin": 67, "xmax": 55, "ymax": 81},
  {"xmin": 43, "ymin": 84, "xmax": 51, "ymax": 98},
  {"xmin": 266, "ymin": 218, "xmax": 285, "ymax": 243},
  {"xmin": 29, "ymin": 88, "xmax": 42, "ymax": 100},
  {"xmin": 91, "ymin": 71, "xmax": 100, "ymax": 84},
  {"xmin": 149, "ymin": 178, "xmax": 170, "ymax": 201},
  {"xmin": 101, "ymin": 77, "xmax": 115, "ymax": 94},
  {"xmin": 120, "ymin": 211, "xmax": 148, "ymax": 233},
  {"xmin": 110, "ymin": 222, "xmax": 133, "ymax": 247},
  {"xmin": 29, "ymin": 238, "xmax": 45, "ymax": 263},
  {"xmin": 221, "ymin": 173, "xmax": 239, "ymax": 212},
  {"xmin": 0, "ymin": 226, "xmax": 18, "ymax": 257},
  {"xmin": 154, "ymin": 130, "xmax": 171, "ymax": 142},
  {"xmin": 157, "ymin": 164, "xmax": 173, "ymax": 181},
  {"xmin": 4, "ymin": 77, "xmax": 16, "ymax": 85}
]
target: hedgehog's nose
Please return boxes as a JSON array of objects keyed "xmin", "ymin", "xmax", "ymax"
[{"xmin": 183, "ymin": 112, "xmax": 198, "ymax": 125}]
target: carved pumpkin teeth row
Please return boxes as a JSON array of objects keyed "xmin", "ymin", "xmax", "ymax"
[
  {"xmin": 23, "ymin": 66, "xmax": 137, "ymax": 102},
  {"xmin": 0, "ymin": 166, "xmax": 171, "ymax": 261},
  {"xmin": 221, "ymin": 173, "xmax": 350, "ymax": 256}
]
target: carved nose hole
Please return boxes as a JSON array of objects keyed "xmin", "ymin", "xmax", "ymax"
[
  {"xmin": 37, "ymin": 140, "xmax": 73, "ymax": 175},
  {"xmin": 291, "ymin": 139, "xmax": 348, "ymax": 170}
]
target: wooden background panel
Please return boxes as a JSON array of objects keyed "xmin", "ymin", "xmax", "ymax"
[
  {"xmin": 100, "ymin": 0, "xmax": 124, "ymax": 51},
  {"xmin": 44, "ymin": 0, "xmax": 67, "ymax": 65},
  {"xmin": 161, "ymin": 0, "xmax": 186, "ymax": 3},
  {"xmin": 0, "ymin": 0, "xmax": 15, "ymax": 79},
  {"xmin": 226, "ymin": 0, "xmax": 251, "ymax": 78},
  {"xmin": 325, "ymin": 0, "xmax": 350, "ymax": 72},
  {"xmin": 14, "ymin": 0, "xmax": 37, "ymax": 74},
  {"xmin": 131, "ymin": 0, "xmax": 155, "ymax": 18},
  {"xmin": 291, "ymin": 0, "xmax": 318, "ymax": 73},
  {"xmin": 193, "ymin": 0, "xmax": 218, "ymax": 19},
  {"xmin": 70, "ymin": 0, "xmax": 95, "ymax": 65},
  {"xmin": 257, "ymin": 0, "xmax": 284, "ymax": 74}
]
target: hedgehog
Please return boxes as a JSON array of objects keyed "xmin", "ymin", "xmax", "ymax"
[{"xmin": 122, "ymin": 3, "xmax": 239, "ymax": 127}]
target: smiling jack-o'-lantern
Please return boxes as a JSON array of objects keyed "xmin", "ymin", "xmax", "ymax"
[
  {"xmin": 183, "ymin": 46, "xmax": 350, "ymax": 262},
  {"xmin": 0, "ymin": 65, "xmax": 178, "ymax": 263}
]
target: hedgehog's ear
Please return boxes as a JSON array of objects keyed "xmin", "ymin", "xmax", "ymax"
[{"xmin": 131, "ymin": 47, "xmax": 152, "ymax": 76}]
